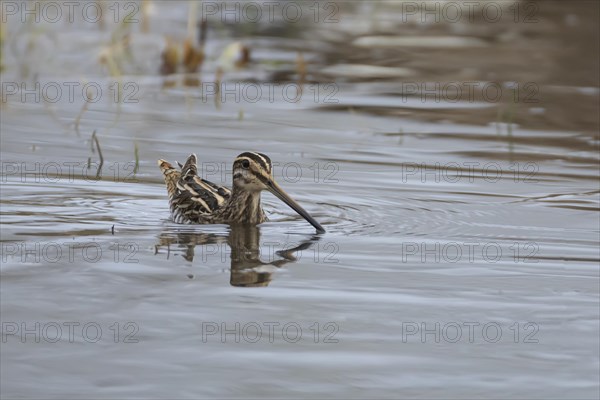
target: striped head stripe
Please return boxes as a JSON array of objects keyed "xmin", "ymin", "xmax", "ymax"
[{"xmin": 235, "ymin": 152, "xmax": 272, "ymax": 172}]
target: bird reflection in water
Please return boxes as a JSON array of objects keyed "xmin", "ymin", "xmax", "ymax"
[{"xmin": 155, "ymin": 225, "xmax": 320, "ymax": 287}]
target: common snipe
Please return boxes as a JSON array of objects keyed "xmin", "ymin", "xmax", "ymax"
[{"xmin": 158, "ymin": 152, "xmax": 325, "ymax": 233}]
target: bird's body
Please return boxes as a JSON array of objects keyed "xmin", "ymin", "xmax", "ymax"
[{"xmin": 158, "ymin": 152, "xmax": 325, "ymax": 233}]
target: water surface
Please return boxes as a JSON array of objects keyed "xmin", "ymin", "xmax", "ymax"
[{"xmin": 1, "ymin": 1, "xmax": 599, "ymax": 399}]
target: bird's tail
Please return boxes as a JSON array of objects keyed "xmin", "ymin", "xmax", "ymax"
[{"xmin": 157, "ymin": 159, "xmax": 180, "ymax": 199}]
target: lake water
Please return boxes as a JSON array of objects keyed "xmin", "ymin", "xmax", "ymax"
[{"xmin": 1, "ymin": 1, "xmax": 599, "ymax": 399}]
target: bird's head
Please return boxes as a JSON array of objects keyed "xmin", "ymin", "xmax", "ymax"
[{"xmin": 233, "ymin": 152, "xmax": 325, "ymax": 233}]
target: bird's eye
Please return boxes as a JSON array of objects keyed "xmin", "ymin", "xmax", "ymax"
[{"xmin": 241, "ymin": 160, "xmax": 250, "ymax": 169}]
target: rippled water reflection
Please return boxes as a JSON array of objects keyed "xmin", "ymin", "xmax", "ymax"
[{"xmin": 1, "ymin": 1, "xmax": 599, "ymax": 399}]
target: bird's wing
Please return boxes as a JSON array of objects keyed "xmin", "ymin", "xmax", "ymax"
[{"xmin": 173, "ymin": 154, "xmax": 231, "ymax": 216}]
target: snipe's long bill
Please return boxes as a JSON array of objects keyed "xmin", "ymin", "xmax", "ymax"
[{"xmin": 158, "ymin": 152, "xmax": 325, "ymax": 233}]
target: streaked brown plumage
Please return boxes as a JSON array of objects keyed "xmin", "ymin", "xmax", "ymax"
[{"xmin": 158, "ymin": 152, "xmax": 325, "ymax": 233}]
